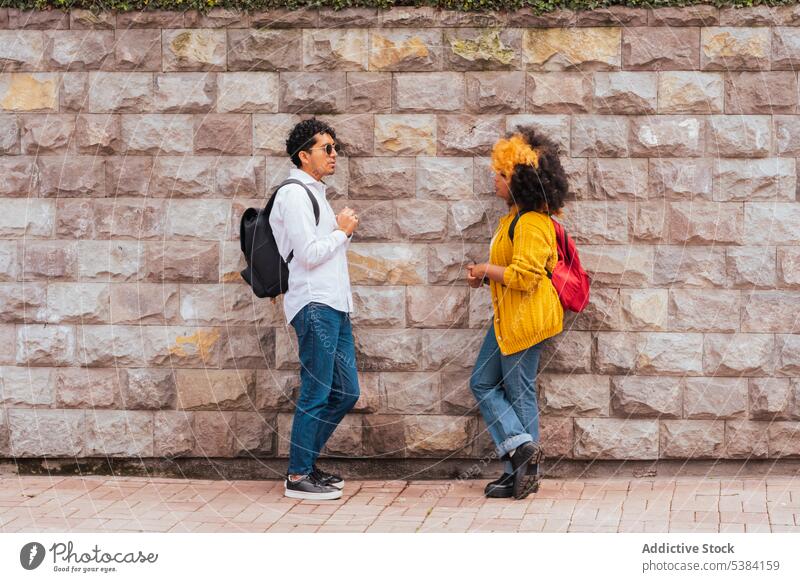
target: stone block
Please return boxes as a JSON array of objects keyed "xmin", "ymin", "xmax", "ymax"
[
  {"xmin": 407, "ymin": 286, "xmax": 468, "ymax": 328},
  {"xmin": 652, "ymin": 246, "xmax": 727, "ymax": 288},
  {"xmin": 622, "ymin": 27, "xmax": 699, "ymax": 70},
  {"xmin": 215, "ymin": 72, "xmax": 277, "ymax": 113},
  {"xmin": 154, "ymin": 73, "xmax": 216, "ymax": 113},
  {"xmin": 0, "ymin": 73, "xmax": 59, "ymax": 112},
  {"xmin": 20, "ymin": 114, "xmax": 74, "ymax": 154},
  {"xmin": 436, "ymin": 114, "xmax": 503, "ymax": 156},
  {"xmin": 45, "ymin": 282, "xmax": 110, "ymax": 324},
  {"xmin": 114, "ymin": 29, "xmax": 161, "ymax": 71},
  {"xmin": 559, "ymin": 201, "xmax": 628, "ymax": 244},
  {"xmin": 744, "ymin": 203, "xmax": 800, "ymax": 245},
  {"xmin": 348, "ymin": 243, "xmax": 427, "ymax": 285},
  {"xmin": 75, "ymin": 113, "xmax": 121, "ymax": 155},
  {"xmin": 701, "ymin": 27, "xmax": 770, "ymax": 70},
  {"xmin": 725, "ymin": 72, "xmax": 797, "ymax": 114},
  {"xmin": 194, "ymin": 114, "xmax": 252, "ymax": 155},
  {"xmin": 354, "ymin": 329, "xmax": 421, "ymax": 372},
  {"xmin": 142, "ymin": 241, "xmax": 219, "ymax": 283},
  {"xmin": 630, "ymin": 203, "xmax": 668, "ymax": 242},
  {"xmin": 216, "ymin": 157, "xmax": 264, "ymax": 198},
  {"xmin": 191, "ymin": 411, "xmax": 236, "ymax": 457},
  {"xmin": 109, "ymin": 283, "xmax": 179, "ymax": 325},
  {"xmin": 567, "ymin": 287, "xmax": 622, "ymax": 331},
  {"xmin": 658, "ymin": 71, "xmax": 724, "ymax": 114},
  {"xmin": 778, "ymin": 247, "xmax": 800, "ymax": 289},
  {"xmin": 524, "ymin": 27, "xmax": 621, "ymax": 71},
  {"xmin": 629, "ymin": 116, "xmax": 705, "ymax": 157},
  {"xmin": 348, "ymin": 157, "xmax": 415, "ymax": 200},
  {"xmin": 635, "ymin": 333, "xmax": 704, "ymax": 375},
  {"xmin": 703, "ymin": 333, "xmax": 774, "ymax": 376},
  {"xmin": 725, "ymin": 420, "xmax": 769, "ymax": 459},
  {"xmin": 368, "ymin": 28, "xmax": 442, "ymax": 71},
  {"xmin": 464, "ymin": 72, "xmax": 523, "ymax": 114},
  {"xmin": 105, "ymin": 156, "xmax": 153, "ymax": 197},
  {"xmin": 539, "ymin": 373, "xmax": 610, "ymax": 417},
  {"xmin": 394, "ymin": 199, "xmax": 447, "ymax": 241},
  {"xmin": 669, "ymin": 289, "xmax": 740, "ymax": 332},
  {"xmin": 163, "ymin": 29, "xmax": 226, "ymax": 72},
  {"xmin": 116, "ymin": 9, "xmax": 184, "ymax": 28},
  {"xmin": 94, "ymin": 198, "xmax": 167, "ymax": 240},
  {"xmin": 593, "ymin": 71, "xmax": 656, "ymax": 114},
  {"xmin": 249, "ymin": 8, "xmax": 317, "ymax": 29},
  {"xmin": 741, "ymin": 291, "xmax": 800, "ymax": 333},
  {"xmin": 421, "ymin": 328, "xmax": 483, "ymax": 371},
  {"xmin": 611, "ymin": 376, "xmax": 682, "ymax": 418},
  {"xmin": 45, "ymin": 30, "xmax": 114, "ymax": 71},
  {"xmin": 304, "ymin": 29, "xmax": 368, "ymax": 71},
  {"xmin": 714, "ymin": 158, "xmax": 795, "ymax": 202},
  {"xmin": 177, "ymin": 369, "xmax": 256, "ymax": 411},
  {"xmin": 320, "ymin": 414, "xmax": 362, "ymax": 457},
  {"xmin": 154, "ymin": 411, "xmax": 194, "ymax": 457},
  {"xmin": 8, "ymin": 409, "xmax": 85, "ymax": 457},
  {"xmin": 16, "ymin": 324, "xmax": 75, "ymax": 367},
  {"xmin": 684, "ymin": 377, "xmax": 747, "ymax": 419},
  {"xmin": 76, "ymin": 241, "xmax": 145, "ymax": 282},
  {"xmin": 660, "ymin": 420, "xmax": 724, "ymax": 459},
  {"xmin": 56, "ymin": 199, "xmax": 94, "ymax": 239},
  {"xmin": 587, "ymin": 158, "xmax": 648, "ymax": 200},
  {"xmin": 38, "ymin": 155, "xmax": 105, "ymax": 198},
  {"xmin": 121, "ymin": 114, "xmax": 194, "ymax": 155},
  {"xmin": 706, "ymin": 115, "xmax": 771, "ymax": 157},
  {"xmin": 125, "ymin": 369, "xmax": 176, "ymax": 410},
  {"xmin": 58, "ymin": 72, "xmax": 88, "ymax": 112},
  {"xmin": 381, "ymin": 372, "xmax": 440, "ymax": 414},
  {"xmin": 253, "ymin": 113, "xmax": 300, "ymax": 156},
  {"xmin": 571, "ymin": 115, "xmax": 629, "ymax": 157},
  {"xmin": 0, "ymin": 31, "xmax": 44, "ymax": 73},
  {"xmin": 393, "ymin": 72, "xmax": 464, "ymax": 113},
  {"xmin": 0, "ymin": 115, "xmax": 19, "ymax": 155},
  {"xmin": 20, "ymin": 241, "xmax": 80, "ymax": 281},
  {"xmin": 179, "ymin": 284, "xmax": 279, "ymax": 327},
  {"xmin": 55, "ymin": 368, "xmax": 121, "ymax": 409},
  {"xmin": 405, "ymin": 415, "xmax": 471, "ymax": 457},
  {"xmin": 279, "ymin": 72, "xmax": 346, "ymax": 113},
  {"xmin": 443, "ymin": 28, "xmax": 521, "ymax": 70},
  {"xmin": 346, "ymin": 72, "xmax": 391, "ymax": 112},
  {"xmin": 649, "ymin": 158, "xmax": 713, "ymax": 200},
  {"xmin": 669, "ymin": 201, "xmax": 742, "ymax": 244},
  {"xmin": 426, "ymin": 243, "xmax": 485, "ymax": 285},
  {"xmin": 219, "ymin": 326, "xmax": 275, "ymax": 370},
  {"xmin": 729, "ymin": 246, "xmax": 776, "ymax": 289},
  {"xmin": 0, "ymin": 241, "xmax": 17, "ymax": 282},
  {"xmin": 749, "ymin": 377, "xmax": 792, "ymax": 420},
  {"xmin": 527, "ymin": 72, "xmax": 592, "ymax": 113},
  {"xmin": 0, "ymin": 366, "xmax": 54, "ymax": 407},
  {"xmin": 87, "ymin": 72, "xmax": 152, "ymax": 113},
  {"xmin": 439, "ymin": 371, "xmax": 476, "ymax": 415},
  {"xmin": 415, "ymin": 157, "xmax": 472, "ymax": 200},
  {"xmin": 363, "ymin": 414, "xmax": 406, "ymax": 457},
  {"xmin": 540, "ymin": 331, "xmax": 593, "ymax": 374},
  {"xmin": 580, "ymin": 245, "xmax": 652, "ymax": 287},
  {"xmin": 165, "ymin": 200, "xmax": 231, "ymax": 240},
  {"xmin": 0, "ymin": 282, "xmax": 46, "ymax": 323},
  {"xmin": 0, "ymin": 199, "xmax": 54, "ymax": 238},
  {"xmin": 574, "ymin": 418, "xmax": 659, "ymax": 460},
  {"xmin": 505, "ymin": 114, "xmax": 571, "ymax": 153},
  {"xmin": 254, "ymin": 370, "xmax": 297, "ymax": 412},
  {"xmin": 769, "ymin": 422, "xmax": 800, "ymax": 457},
  {"xmin": 620, "ymin": 289, "xmax": 667, "ymax": 331}
]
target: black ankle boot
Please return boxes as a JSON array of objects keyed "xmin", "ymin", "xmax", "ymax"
[{"xmin": 484, "ymin": 472, "xmax": 514, "ymax": 498}]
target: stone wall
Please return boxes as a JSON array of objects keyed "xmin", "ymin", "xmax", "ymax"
[{"xmin": 1, "ymin": 4, "xmax": 800, "ymax": 468}]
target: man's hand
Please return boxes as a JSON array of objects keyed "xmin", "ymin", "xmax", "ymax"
[{"xmin": 336, "ymin": 207, "xmax": 359, "ymax": 236}]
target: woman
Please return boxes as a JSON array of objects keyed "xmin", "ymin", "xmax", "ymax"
[{"xmin": 467, "ymin": 127, "xmax": 567, "ymax": 500}]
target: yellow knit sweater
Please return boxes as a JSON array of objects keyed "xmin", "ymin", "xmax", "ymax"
[{"xmin": 489, "ymin": 209, "xmax": 564, "ymax": 355}]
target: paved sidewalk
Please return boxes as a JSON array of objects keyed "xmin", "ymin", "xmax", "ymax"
[{"xmin": 1, "ymin": 475, "xmax": 799, "ymax": 533}]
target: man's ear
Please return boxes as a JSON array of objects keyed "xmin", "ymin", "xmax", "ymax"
[{"xmin": 298, "ymin": 149, "xmax": 309, "ymax": 166}]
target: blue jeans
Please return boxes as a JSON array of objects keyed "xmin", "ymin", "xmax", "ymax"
[
  {"xmin": 469, "ymin": 325, "xmax": 544, "ymax": 473},
  {"xmin": 288, "ymin": 302, "xmax": 360, "ymax": 475}
]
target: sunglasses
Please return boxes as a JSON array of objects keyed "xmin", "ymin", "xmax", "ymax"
[{"xmin": 309, "ymin": 143, "xmax": 341, "ymax": 156}]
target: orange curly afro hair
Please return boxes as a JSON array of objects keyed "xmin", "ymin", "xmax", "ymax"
[{"xmin": 490, "ymin": 134, "xmax": 540, "ymax": 178}]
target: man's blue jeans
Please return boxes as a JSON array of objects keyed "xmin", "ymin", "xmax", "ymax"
[
  {"xmin": 469, "ymin": 325, "xmax": 544, "ymax": 473},
  {"xmin": 288, "ymin": 302, "xmax": 360, "ymax": 476}
]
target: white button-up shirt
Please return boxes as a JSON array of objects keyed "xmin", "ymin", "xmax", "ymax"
[{"xmin": 268, "ymin": 168, "xmax": 354, "ymax": 325}]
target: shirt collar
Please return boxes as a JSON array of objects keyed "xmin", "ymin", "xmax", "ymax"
[{"xmin": 289, "ymin": 168, "xmax": 326, "ymax": 192}]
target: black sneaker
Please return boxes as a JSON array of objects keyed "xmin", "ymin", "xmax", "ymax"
[
  {"xmin": 284, "ymin": 473, "xmax": 342, "ymax": 500},
  {"xmin": 311, "ymin": 465, "xmax": 345, "ymax": 490},
  {"xmin": 484, "ymin": 473, "xmax": 514, "ymax": 498},
  {"xmin": 510, "ymin": 442, "xmax": 543, "ymax": 500}
]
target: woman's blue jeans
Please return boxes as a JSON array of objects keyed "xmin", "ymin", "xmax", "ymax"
[
  {"xmin": 470, "ymin": 325, "xmax": 544, "ymax": 473},
  {"xmin": 287, "ymin": 302, "xmax": 360, "ymax": 476}
]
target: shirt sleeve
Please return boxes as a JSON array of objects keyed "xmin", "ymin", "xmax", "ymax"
[
  {"xmin": 502, "ymin": 219, "xmax": 553, "ymax": 293},
  {"xmin": 275, "ymin": 184, "xmax": 348, "ymax": 270}
]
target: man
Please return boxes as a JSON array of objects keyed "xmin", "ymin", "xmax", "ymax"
[{"xmin": 269, "ymin": 119, "xmax": 360, "ymax": 500}]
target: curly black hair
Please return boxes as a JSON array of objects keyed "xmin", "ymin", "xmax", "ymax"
[
  {"xmin": 508, "ymin": 126, "xmax": 569, "ymax": 215},
  {"xmin": 285, "ymin": 118, "xmax": 337, "ymax": 169}
]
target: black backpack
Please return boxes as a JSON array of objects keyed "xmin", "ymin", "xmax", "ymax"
[{"xmin": 239, "ymin": 179, "xmax": 320, "ymax": 298}]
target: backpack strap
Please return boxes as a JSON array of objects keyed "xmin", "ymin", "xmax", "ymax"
[
  {"xmin": 507, "ymin": 209, "xmax": 533, "ymax": 242},
  {"xmin": 272, "ymin": 178, "xmax": 321, "ymax": 264}
]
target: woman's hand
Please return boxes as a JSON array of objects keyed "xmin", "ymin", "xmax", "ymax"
[{"xmin": 467, "ymin": 263, "xmax": 487, "ymax": 288}]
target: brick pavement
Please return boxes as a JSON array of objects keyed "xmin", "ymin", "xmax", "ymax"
[{"xmin": 1, "ymin": 475, "xmax": 799, "ymax": 533}]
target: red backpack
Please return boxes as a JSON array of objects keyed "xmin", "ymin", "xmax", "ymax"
[{"xmin": 508, "ymin": 213, "xmax": 591, "ymax": 312}]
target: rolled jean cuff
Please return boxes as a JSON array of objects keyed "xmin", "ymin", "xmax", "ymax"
[{"xmin": 496, "ymin": 433, "xmax": 533, "ymax": 458}]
